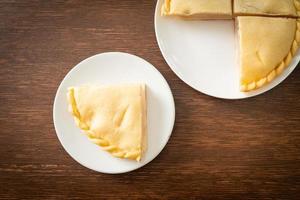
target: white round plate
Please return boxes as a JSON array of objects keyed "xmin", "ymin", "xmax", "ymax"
[
  {"xmin": 155, "ymin": 0, "xmax": 300, "ymax": 99},
  {"xmin": 53, "ymin": 52, "xmax": 175, "ymax": 174}
]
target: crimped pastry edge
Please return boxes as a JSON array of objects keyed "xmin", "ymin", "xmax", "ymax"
[
  {"xmin": 240, "ymin": 18, "xmax": 300, "ymax": 92},
  {"xmin": 67, "ymin": 87, "xmax": 142, "ymax": 161}
]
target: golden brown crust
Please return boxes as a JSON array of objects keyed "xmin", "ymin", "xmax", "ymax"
[
  {"xmin": 240, "ymin": 19, "xmax": 300, "ymax": 92},
  {"xmin": 234, "ymin": 0, "xmax": 298, "ymax": 18},
  {"xmin": 161, "ymin": 0, "xmax": 232, "ymax": 19},
  {"xmin": 68, "ymin": 86, "xmax": 145, "ymax": 161}
]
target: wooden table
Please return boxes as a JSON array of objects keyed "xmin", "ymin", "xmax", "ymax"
[{"xmin": 1, "ymin": 0, "xmax": 300, "ymax": 199}]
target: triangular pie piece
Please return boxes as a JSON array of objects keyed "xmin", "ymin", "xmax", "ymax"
[
  {"xmin": 67, "ymin": 84, "xmax": 147, "ymax": 161},
  {"xmin": 161, "ymin": 0, "xmax": 232, "ymax": 19},
  {"xmin": 234, "ymin": 0, "xmax": 299, "ymax": 18},
  {"xmin": 237, "ymin": 16, "xmax": 299, "ymax": 91}
]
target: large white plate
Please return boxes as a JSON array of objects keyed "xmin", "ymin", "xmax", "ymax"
[
  {"xmin": 155, "ymin": 0, "xmax": 300, "ymax": 99},
  {"xmin": 53, "ymin": 52, "xmax": 175, "ymax": 174}
]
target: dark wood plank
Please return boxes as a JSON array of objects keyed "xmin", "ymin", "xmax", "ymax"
[{"xmin": 0, "ymin": 0, "xmax": 299, "ymax": 199}]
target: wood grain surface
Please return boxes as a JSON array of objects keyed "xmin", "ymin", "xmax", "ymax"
[{"xmin": 1, "ymin": 0, "xmax": 300, "ymax": 199}]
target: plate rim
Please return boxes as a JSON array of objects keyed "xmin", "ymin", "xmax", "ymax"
[
  {"xmin": 154, "ymin": 0, "xmax": 299, "ymax": 100},
  {"xmin": 53, "ymin": 52, "xmax": 176, "ymax": 174}
]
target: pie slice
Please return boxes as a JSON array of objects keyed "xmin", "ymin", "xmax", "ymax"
[
  {"xmin": 234, "ymin": 0, "xmax": 299, "ymax": 18},
  {"xmin": 67, "ymin": 84, "xmax": 147, "ymax": 161},
  {"xmin": 237, "ymin": 16, "xmax": 299, "ymax": 91},
  {"xmin": 161, "ymin": 0, "xmax": 232, "ymax": 19}
]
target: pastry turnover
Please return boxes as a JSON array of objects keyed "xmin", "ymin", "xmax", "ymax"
[
  {"xmin": 68, "ymin": 84, "xmax": 147, "ymax": 161},
  {"xmin": 237, "ymin": 17, "xmax": 299, "ymax": 91},
  {"xmin": 234, "ymin": 0, "xmax": 299, "ymax": 17},
  {"xmin": 161, "ymin": 0, "xmax": 232, "ymax": 19}
]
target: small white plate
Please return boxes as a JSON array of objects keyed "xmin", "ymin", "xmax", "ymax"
[
  {"xmin": 53, "ymin": 52, "xmax": 175, "ymax": 174},
  {"xmin": 155, "ymin": 0, "xmax": 300, "ymax": 99}
]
